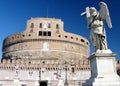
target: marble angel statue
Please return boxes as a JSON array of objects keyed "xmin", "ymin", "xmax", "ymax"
[{"xmin": 81, "ymin": 2, "xmax": 112, "ymax": 52}]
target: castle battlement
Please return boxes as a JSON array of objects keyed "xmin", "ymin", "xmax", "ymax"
[{"xmin": 0, "ymin": 59, "xmax": 90, "ymax": 71}]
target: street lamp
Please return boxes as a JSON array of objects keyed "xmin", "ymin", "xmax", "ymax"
[
  {"xmin": 39, "ymin": 67, "xmax": 41, "ymax": 86},
  {"xmin": 38, "ymin": 60, "xmax": 45, "ymax": 86},
  {"xmin": 64, "ymin": 61, "xmax": 68, "ymax": 86}
]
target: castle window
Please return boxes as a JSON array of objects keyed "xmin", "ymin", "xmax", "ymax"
[
  {"xmin": 76, "ymin": 37, "xmax": 78, "ymax": 40},
  {"xmin": 58, "ymin": 35, "xmax": 61, "ymax": 37},
  {"xmin": 71, "ymin": 37, "xmax": 73, "ymax": 39},
  {"xmin": 42, "ymin": 60, "xmax": 45, "ymax": 64},
  {"xmin": 43, "ymin": 32, "xmax": 47, "ymax": 36},
  {"xmin": 28, "ymin": 34, "xmax": 31, "ymax": 36},
  {"xmin": 48, "ymin": 23, "xmax": 51, "ymax": 28},
  {"xmin": 39, "ymin": 23, "xmax": 42, "ymax": 28},
  {"xmin": 56, "ymin": 24, "xmax": 59, "ymax": 29},
  {"xmin": 48, "ymin": 32, "xmax": 51, "ymax": 36},
  {"xmin": 22, "ymin": 34, "xmax": 25, "ymax": 37},
  {"xmin": 86, "ymin": 42, "xmax": 89, "ymax": 45},
  {"xmin": 29, "ymin": 71, "xmax": 33, "ymax": 76},
  {"xmin": 39, "ymin": 31, "xmax": 51, "ymax": 36},
  {"xmin": 118, "ymin": 61, "xmax": 119, "ymax": 64},
  {"xmin": 30, "ymin": 28, "xmax": 33, "ymax": 33},
  {"xmin": 30, "ymin": 23, "xmax": 34, "ymax": 28},
  {"xmin": 65, "ymin": 36, "xmax": 68, "ymax": 38},
  {"xmin": 39, "ymin": 31, "xmax": 42, "ymax": 36},
  {"xmin": 81, "ymin": 39, "xmax": 85, "ymax": 43}
]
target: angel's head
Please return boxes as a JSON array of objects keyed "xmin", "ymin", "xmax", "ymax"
[
  {"xmin": 90, "ymin": 7, "xmax": 97, "ymax": 12},
  {"xmin": 89, "ymin": 7, "xmax": 97, "ymax": 15}
]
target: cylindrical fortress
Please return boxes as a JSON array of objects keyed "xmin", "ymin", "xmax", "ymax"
[{"xmin": 2, "ymin": 18, "xmax": 89, "ymax": 60}]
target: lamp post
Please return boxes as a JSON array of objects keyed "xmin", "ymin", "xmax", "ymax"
[
  {"xmin": 39, "ymin": 67, "xmax": 41, "ymax": 86},
  {"xmin": 64, "ymin": 61, "xmax": 68, "ymax": 86}
]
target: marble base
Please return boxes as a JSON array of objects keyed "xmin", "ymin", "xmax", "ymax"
[
  {"xmin": 84, "ymin": 51, "xmax": 120, "ymax": 86},
  {"xmin": 85, "ymin": 76, "xmax": 120, "ymax": 86}
]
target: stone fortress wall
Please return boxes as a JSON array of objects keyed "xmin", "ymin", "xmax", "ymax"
[
  {"xmin": 0, "ymin": 58, "xmax": 91, "ymax": 86},
  {"xmin": 0, "ymin": 58, "xmax": 90, "ymax": 72},
  {"xmin": 0, "ymin": 59, "xmax": 120, "ymax": 76},
  {"xmin": 0, "ymin": 59, "xmax": 120, "ymax": 74},
  {"xmin": 0, "ymin": 58, "xmax": 119, "ymax": 86},
  {"xmin": 2, "ymin": 18, "xmax": 89, "ymax": 60}
]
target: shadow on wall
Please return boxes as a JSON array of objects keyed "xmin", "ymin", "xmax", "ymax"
[{"xmin": 117, "ymin": 69, "xmax": 120, "ymax": 77}]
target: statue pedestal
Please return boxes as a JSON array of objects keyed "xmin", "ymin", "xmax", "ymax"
[{"xmin": 84, "ymin": 51, "xmax": 120, "ymax": 86}]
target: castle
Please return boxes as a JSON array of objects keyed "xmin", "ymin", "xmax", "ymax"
[{"xmin": 0, "ymin": 17, "xmax": 120, "ymax": 86}]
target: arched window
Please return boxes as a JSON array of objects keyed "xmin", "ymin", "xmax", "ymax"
[
  {"xmin": 30, "ymin": 23, "xmax": 34, "ymax": 28},
  {"xmin": 86, "ymin": 42, "xmax": 89, "ymax": 45},
  {"xmin": 43, "ymin": 32, "xmax": 47, "ymax": 36},
  {"xmin": 39, "ymin": 31, "xmax": 42, "ymax": 36},
  {"xmin": 39, "ymin": 23, "xmax": 42, "ymax": 28},
  {"xmin": 71, "ymin": 37, "xmax": 73, "ymax": 39},
  {"xmin": 81, "ymin": 39, "xmax": 85, "ymax": 43},
  {"xmin": 56, "ymin": 24, "xmax": 59, "ymax": 29},
  {"xmin": 65, "ymin": 36, "xmax": 68, "ymax": 38},
  {"xmin": 71, "ymin": 67, "xmax": 75, "ymax": 73},
  {"xmin": 48, "ymin": 32, "xmax": 51, "ymax": 36},
  {"xmin": 76, "ymin": 37, "xmax": 78, "ymax": 40}
]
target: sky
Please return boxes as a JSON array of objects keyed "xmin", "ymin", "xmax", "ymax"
[{"xmin": 0, "ymin": 0, "xmax": 120, "ymax": 59}]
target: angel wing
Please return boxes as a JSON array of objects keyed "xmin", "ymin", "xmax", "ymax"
[{"xmin": 99, "ymin": 2, "xmax": 112, "ymax": 28}]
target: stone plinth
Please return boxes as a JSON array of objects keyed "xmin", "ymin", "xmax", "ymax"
[{"xmin": 84, "ymin": 51, "xmax": 120, "ymax": 86}]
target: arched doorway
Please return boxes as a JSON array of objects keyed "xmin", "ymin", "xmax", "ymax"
[{"xmin": 40, "ymin": 81, "xmax": 48, "ymax": 86}]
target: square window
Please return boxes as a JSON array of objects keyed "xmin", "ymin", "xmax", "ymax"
[
  {"xmin": 39, "ymin": 31, "xmax": 42, "ymax": 36},
  {"xmin": 30, "ymin": 23, "xmax": 34, "ymax": 28},
  {"xmin": 43, "ymin": 32, "xmax": 47, "ymax": 36},
  {"xmin": 48, "ymin": 32, "xmax": 51, "ymax": 36}
]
